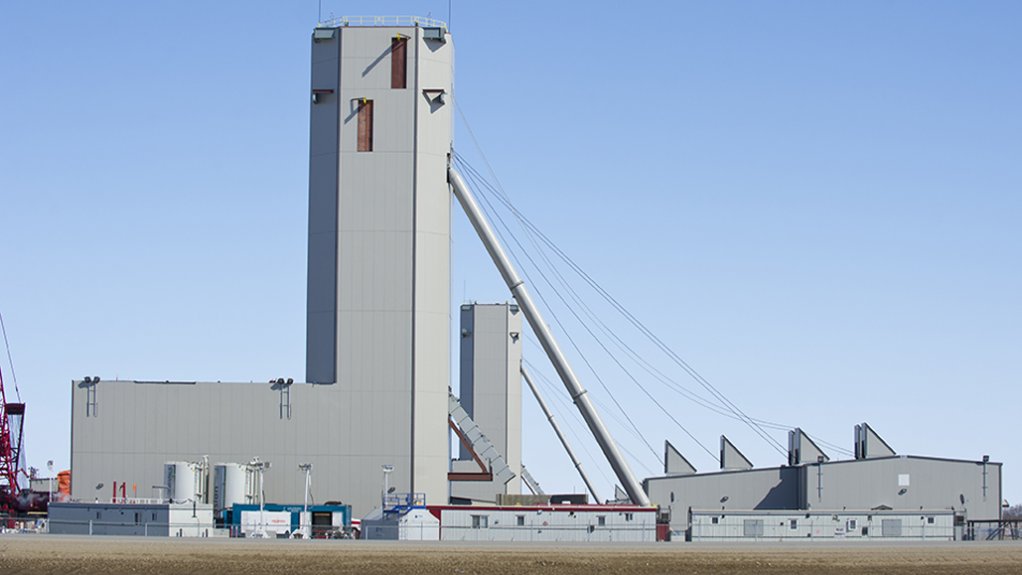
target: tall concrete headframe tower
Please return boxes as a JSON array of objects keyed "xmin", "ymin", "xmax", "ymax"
[
  {"xmin": 451, "ymin": 303, "xmax": 523, "ymax": 502},
  {"xmin": 306, "ymin": 17, "xmax": 454, "ymax": 506}
]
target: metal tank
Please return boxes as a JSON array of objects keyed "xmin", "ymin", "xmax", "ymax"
[
  {"xmin": 164, "ymin": 458, "xmax": 208, "ymax": 503},
  {"xmin": 164, "ymin": 462, "xmax": 197, "ymax": 503},
  {"xmin": 213, "ymin": 463, "xmax": 254, "ymax": 514}
]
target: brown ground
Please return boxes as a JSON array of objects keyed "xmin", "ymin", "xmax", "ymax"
[{"xmin": 1, "ymin": 535, "xmax": 1021, "ymax": 574}]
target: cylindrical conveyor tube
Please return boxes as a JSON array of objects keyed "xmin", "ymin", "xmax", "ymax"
[
  {"xmin": 449, "ymin": 166, "xmax": 650, "ymax": 507},
  {"xmin": 521, "ymin": 365, "xmax": 601, "ymax": 503}
]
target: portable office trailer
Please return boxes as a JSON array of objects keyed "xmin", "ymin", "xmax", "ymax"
[
  {"xmin": 48, "ymin": 501, "xmax": 215, "ymax": 537},
  {"xmin": 432, "ymin": 505, "xmax": 657, "ymax": 542},
  {"xmin": 361, "ymin": 507, "xmax": 440, "ymax": 540},
  {"xmin": 690, "ymin": 509, "xmax": 954, "ymax": 541}
]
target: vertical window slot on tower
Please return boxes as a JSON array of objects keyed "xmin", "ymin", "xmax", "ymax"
[
  {"xmin": 391, "ymin": 37, "xmax": 408, "ymax": 89},
  {"xmin": 357, "ymin": 99, "xmax": 374, "ymax": 152}
]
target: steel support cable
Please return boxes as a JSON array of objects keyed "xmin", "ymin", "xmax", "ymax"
[
  {"xmin": 458, "ymin": 163, "xmax": 664, "ymax": 466},
  {"xmin": 547, "ymin": 278, "xmax": 852, "ymax": 458},
  {"xmin": 458, "ymin": 163, "xmax": 658, "ymax": 463},
  {"xmin": 453, "ymin": 155, "xmax": 787, "ymax": 458},
  {"xmin": 522, "ymin": 349, "xmax": 666, "ymax": 472},
  {"xmin": 534, "ymin": 272, "xmax": 852, "ymax": 459},
  {"xmin": 805, "ymin": 436, "xmax": 854, "ymax": 457},
  {"xmin": 490, "ymin": 188, "xmax": 718, "ymax": 463},
  {"xmin": 501, "ymin": 189, "xmax": 751, "ymax": 460},
  {"xmin": 526, "ymin": 256, "xmax": 721, "ymax": 462},
  {"xmin": 527, "ymin": 360, "xmax": 639, "ymax": 481},
  {"xmin": 523, "ymin": 346, "xmax": 662, "ymax": 452},
  {"xmin": 462, "ymin": 168, "xmax": 795, "ymax": 437},
  {"xmin": 462, "ymin": 165, "xmax": 664, "ymax": 466},
  {"xmin": 0, "ymin": 312, "xmax": 21, "ymax": 401},
  {"xmin": 455, "ymin": 152, "xmax": 855, "ymax": 460},
  {"xmin": 520, "ymin": 358, "xmax": 617, "ymax": 486},
  {"xmin": 455, "ymin": 154, "xmax": 783, "ymax": 456},
  {"xmin": 525, "ymin": 358, "xmax": 658, "ymax": 479}
]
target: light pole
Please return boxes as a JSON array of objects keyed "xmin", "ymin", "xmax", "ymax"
[
  {"xmin": 381, "ymin": 464, "xmax": 394, "ymax": 510},
  {"xmin": 248, "ymin": 458, "xmax": 271, "ymax": 537},
  {"xmin": 47, "ymin": 460, "xmax": 54, "ymax": 503},
  {"xmin": 298, "ymin": 463, "xmax": 313, "ymax": 538}
]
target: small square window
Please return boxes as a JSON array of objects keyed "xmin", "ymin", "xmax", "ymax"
[
  {"xmin": 471, "ymin": 515, "xmax": 488, "ymax": 529},
  {"xmin": 597, "ymin": 516, "xmax": 606, "ymax": 527},
  {"xmin": 516, "ymin": 515, "xmax": 525, "ymax": 527},
  {"xmin": 711, "ymin": 516, "xmax": 719, "ymax": 525},
  {"xmin": 790, "ymin": 519, "xmax": 798, "ymax": 530},
  {"xmin": 927, "ymin": 516, "xmax": 935, "ymax": 524},
  {"xmin": 625, "ymin": 513, "xmax": 634, "ymax": 521}
]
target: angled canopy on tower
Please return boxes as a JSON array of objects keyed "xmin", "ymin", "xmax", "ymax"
[
  {"xmin": 664, "ymin": 440, "xmax": 697, "ymax": 476},
  {"xmin": 787, "ymin": 428, "xmax": 830, "ymax": 466},
  {"xmin": 720, "ymin": 435, "xmax": 753, "ymax": 471},
  {"xmin": 855, "ymin": 422, "xmax": 897, "ymax": 459}
]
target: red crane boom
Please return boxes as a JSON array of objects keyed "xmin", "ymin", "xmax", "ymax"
[{"xmin": 0, "ymin": 365, "xmax": 26, "ymax": 512}]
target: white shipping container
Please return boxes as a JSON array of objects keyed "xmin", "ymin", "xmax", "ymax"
[{"xmin": 240, "ymin": 510, "xmax": 292, "ymax": 536}]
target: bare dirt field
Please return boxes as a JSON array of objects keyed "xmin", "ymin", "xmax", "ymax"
[{"xmin": 1, "ymin": 535, "xmax": 1021, "ymax": 574}]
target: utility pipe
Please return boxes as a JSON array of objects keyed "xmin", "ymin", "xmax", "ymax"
[
  {"xmin": 449, "ymin": 166, "xmax": 650, "ymax": 506},
  {"xmin": 521, "ymin": 365, "xmax": 601, "ymax": 503}
]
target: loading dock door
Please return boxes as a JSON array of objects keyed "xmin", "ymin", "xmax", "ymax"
[
  {"xmin": 312, "ymin": 512, "xmax": 333, "ymax": 538},
  {"xmin": 743, "ymin": 519, "xmax": 764, "ymax": 538},
  {"xmin": 882, "ymin": 519, "xmax": 902, "ymax": 537}
]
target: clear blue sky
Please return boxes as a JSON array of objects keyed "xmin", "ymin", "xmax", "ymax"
[{"xmin": 2, "ymin": 2, "xmax": 1019, "ymax": 503}]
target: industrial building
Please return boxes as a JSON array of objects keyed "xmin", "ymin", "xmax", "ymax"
[
  {"xmin": 48, "ymin": 501, "xmax": 214, "ymax": 537},
  {"xmin": 62, "ymin": 16, "xmax": 1007, "ymax": 544},
  {"xmin": 689, "ymin": 509, "xmax": 955, "ymax": 541},
  {"xmin": 433, "ymin": 504, "xmax": 657, "ymax": 542},
  {"xmin": 644, "ymin": 425, "xmax": 1002, "ymax": 540},
  {"xmin": 361, "ymin": 500, "xmax": 656, "ymax": 542},
  {"xmin": 71, "ymin": 18, "xmax": 457, "ymax": 518}
]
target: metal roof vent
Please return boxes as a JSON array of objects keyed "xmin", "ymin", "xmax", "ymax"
[
  {"xmin": 423, "ymin": 27, "xmax": 445, "ymax": 42},
  {"xmin": 313, "ymin": 28, "xmax": 335, "ymax": 41}
]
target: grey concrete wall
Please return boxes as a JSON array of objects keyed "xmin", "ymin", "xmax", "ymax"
[
  {"xmin": 302, "ymin": 24, "xmax": 453, "ymax": 508},
  {"xmin": 801, "ymin": 456, "xmax": 1002, "ymax": 521},
  {"xmin": 306, "ymin": 28, "xmax": 341, "ymax": 384},
  {"xmin": 452, "ymin": 303, "xmax": 523, "ymax": 502},
  {"xmin": 71, "ymin": 378, "xmax": 430, "ymax": 517}
]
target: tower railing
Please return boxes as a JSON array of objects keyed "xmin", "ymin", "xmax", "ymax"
[{"xmin": 318, "ymin": 15, "xmax": 448, "ymax": 31}]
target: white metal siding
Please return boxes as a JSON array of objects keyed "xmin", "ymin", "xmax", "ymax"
[
  {"xmin": 690, "ymin": 510, "xmax": 954, "ymax": 541},
  {"xmin": 439, "ymin": 508, "xmax": 656, "ymax": 542}
]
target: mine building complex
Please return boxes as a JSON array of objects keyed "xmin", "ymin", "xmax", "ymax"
[{"xmin": 62, "ymin": 17, "xmax": 1004, "ymax": 542}]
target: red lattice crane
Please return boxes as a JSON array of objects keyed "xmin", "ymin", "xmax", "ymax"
[{"xmin": 0, "ymin": 364, "xmax": 26, "ymax": 514}]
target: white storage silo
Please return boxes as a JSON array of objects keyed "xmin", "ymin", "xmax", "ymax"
[
  {"xmin": 213, "ymin": 463, "xmax": 253, "ymax": 513},
  {"xmin": 164, "ymin": 461, "xmax": 197, "ymax": 503}
]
